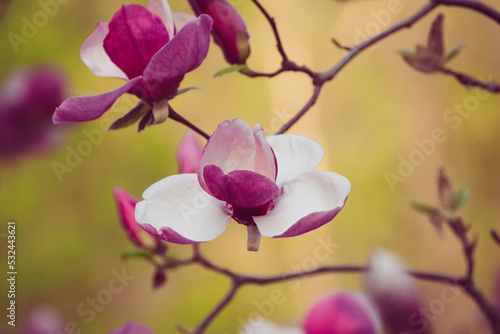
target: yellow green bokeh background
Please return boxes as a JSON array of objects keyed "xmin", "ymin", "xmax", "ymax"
[{"xmin": 1, "ymin": 0, "xmax": 500, "ymax": 332}]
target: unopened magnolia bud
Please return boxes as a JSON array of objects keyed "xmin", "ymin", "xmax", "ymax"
[{"xmin": 188, "ymin": 0, "xmax": 250, "ymax": 64}]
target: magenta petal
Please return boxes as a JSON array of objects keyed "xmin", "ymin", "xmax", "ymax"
[
  {"xmin": 108, "ymin": 321, "xmax": 155, "ymax": 334},
  {"xmin": 204, "ymin": 165, "xmax": 279, "ymax": 208},
  {"xmin": 53, "ymin": 77, "xmax": 141, "ymax": 123},
  {"xmin": 303, "ymin": 292, "xmax": 380, "ymax": 334},
  {"xmin": 141, "ymin": 14, "xmax": 212, "ymax": 99},
  {"xmin": 104, "ymin": 4, "xmax": 170, "ymax": 79},
  {"xmin": 113, "ymin": 187, "xmax": 144, "ymax": 248},
  {"xmin": 80, "ymin": 22, "xmax": 127, "ymax": 80}
]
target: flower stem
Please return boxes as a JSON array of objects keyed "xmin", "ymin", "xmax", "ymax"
[
  {"xmin": 168, "ymin": 107, "xmax": 210, "ymax": 140},
  {"xmin": 247, "ymin": 225, "xmax": 261, "ymax": 252}
]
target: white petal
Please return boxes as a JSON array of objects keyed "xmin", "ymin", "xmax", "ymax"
[
  {"xmin": 239, "ymin": 319, "xmax": 304, "ymax": 334},
  {"xmin": 254, "ymin": 171, "xmax": 350, "ymax": 238},
  {"xmin": 135, "ymin": 174, "xmax": 231, "ymax": 243},
  {"xmin": 80, "ymin": 22, "xmax": 128, "ymax": 80},
  {"xmin": 267, "ymin": 135, "xmax": 324, "ymax": 187},
  {"xmin": 147, "ymin": 0, "xmax": 175, "ymax": 38},
  {"xmin": 172, "ymin": 11, "xmax": 196, "ymax": 31}
]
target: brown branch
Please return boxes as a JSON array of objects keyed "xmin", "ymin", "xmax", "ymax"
[
  {"xmin": 168, "ymin": 108, "xmax": 210, "ymax": 140},
  {"xmin": 432, "ymin": 0, "xmax": 500, "ymax": 24},
  {"xmin": 250, "ymin": 0, "xmax": 289, "ymax": 62}
]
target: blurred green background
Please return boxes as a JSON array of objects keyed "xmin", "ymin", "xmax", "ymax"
[{"xmin": 1, "ymin": 0, "xmax": 500, "ymax": 332}]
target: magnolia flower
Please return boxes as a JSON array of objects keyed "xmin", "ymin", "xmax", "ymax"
[
  {"xmin": 0, "ymin": 67, "xmax": 66, "ymax": 159},
  {"xmin": 188, "ymin": 0, "xmax": 250, "ymax": 64},
  {"xmin": 108, "ymin": 321, "xmax": 155, "ymax": 334},
  {"xmin": 53, "ymin": 0, "xmax": 213, "ymax": 131},
  {"xmin": 135, "ymin": 118, "xmax": 350, "ymax": 251},
  {"xmin": 364, "ymin": 250, "xmax": 429, "ymax": 334},
  {"xmin": 303, "ymin": 291, "xmax": 381, "ymax": 334}
]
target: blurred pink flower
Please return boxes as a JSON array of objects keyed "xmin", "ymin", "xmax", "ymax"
[
  {"xmin": 53, "ymin": 0, "xmax": 213, "ymax": 130},
  {"xmin": 0, "ymin": 67, "xmax": 66, "ymax": 159},
  {"xmin": 188, "ymin": 0, "xmax": 250, "ymax": 64},
  {"xmin": 364, "ymin": 250, "xmax": 430, "ymax": 334},
  {"xmin": 177, "ymin": 132, "xmax": 203, "ymax": 174},
  {"xmin": 135, "ymin": 118, "xmax": 350, "ymax": 251},
  {"xmin": 21, "ymin": 305, "xmax": 65, "ymax": 334},
  {"xmin": 303, "ymin": 291, "xmax": 381, "ymax": 334},
  {"xmin": 108, "ymin": 321, "xmax": 155, "ymax": 334}
]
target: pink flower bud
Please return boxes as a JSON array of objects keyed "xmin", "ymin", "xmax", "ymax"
[
  {"xmin": 177, "ymin": 132, "xmax": 203, "ymax": 174},
  {"xmin": 303, "ymin": 291, "xmax": 381, "ymax": 334},
  {"xmin": 113, "ymin": 187, "xmax": 164, "ymax": 253},
  {"xmin": 188, "ymin": 0, "xmax": 250, "ymax": 64},
  {"xmin": 364, "ymin": 250, "xmax": 429, "ymax": 334}
]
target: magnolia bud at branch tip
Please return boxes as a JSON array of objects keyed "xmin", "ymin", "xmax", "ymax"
[{"xmin": 188, "ymin": 0, "xmax": 250, "ymax": 64}]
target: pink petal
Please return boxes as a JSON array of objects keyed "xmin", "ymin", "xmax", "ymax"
[
  {"xmin": 147, "ymin": 0, "xmax": 175, "ymax": 38},
  {"xmin": 103, "ymin": 5, "xmax": 170, "ymax": 79},
  {"xmin": 253, "ymin": 124, "xmax": 277, "ymax": 181},
  {"xmin": 113, "ymin": 187, "xmax": 144, "ymax": 248},
  {"xmin": 141, "ymin": 14, "xmax": 212, "ymax": 100},
  {"xmin": 204, "ymin": 165, "xmax": 279, "ymax": 208},
  {"xmin": 267, "ymin": 135, "xmax": 324, "ymax": 187},
  {"xmin": 80, "ymin": 22, "xmax": 128, "ymax": 80},
  {"xmin": 52, "ymin": 77, "xmax": 141, "ymax": 123},
  {"xmin": 253, "ymin": 171, "xmax": 350, "ymax": 238},
  {"xmin": 108, "ymin": 321, "xmax": 155, "ymax": 334},
  {"xmin": 198, "ymin": 118, "xmax": 257, "ymax": 195},
  {"xmin": 303, "ymin": 292, "xmax": 380, "ymax": 334},
  {"xmin": 135, "ymin": 174, "xmax": 231, "ymax": 244},
  {"xmin": 177, "ymin": 132, "xmax": 203, "ymax": 174}
]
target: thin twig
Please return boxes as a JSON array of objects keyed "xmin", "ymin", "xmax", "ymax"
[
  {"xmin": 168, "ymin": 108, "xmax": 210, "ymax": 140},
  {"xmin": 276, "ymin": 85, "xmax": 322, "ymax": 134},
  {"xmin": 250, "ymin": 0, "xmax": 289, "ymax": 62},
  {"xmin": 193, "ymin": 282, "xmax": 239, "ymax": 334}
]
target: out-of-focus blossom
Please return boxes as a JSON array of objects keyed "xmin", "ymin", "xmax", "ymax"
[
  {"xmin": 108, "ymin": 321, "xmax": 155, "ymax": 334},
  {"xmin": 54, "ymin": 0, "xmax": 212, "ymax": 131},
  {"xmin": 0, "ymin": 67, "xmax": 66, "ymax": 159},
  {"xmin": 188, "ymin": 0, "xmax": 250, "ymax": 64},
  {"xmin": 114, "ymin": 187, "xmax": 166, "ymax": 254},
  {"xmin": 303, "ymin": 291, "xmax": 381, "ymax": 334},
  {"xmin": 364, "ymin": 250, "xmax": 430, "ymax": 334},
  {"xmin": 177, "ymin": 132, "xmax": 203, "ymax": 174},
  {"xmin": 135, "ymin": 118, "xmax": 350, "ymax": 251},
  {"xmin": 21, "ymin": 305, "xmax": 65, "ymax": 334},
  {"xmin": 240, "ymin": 319, "xmax": 304, "ymax": 334}
]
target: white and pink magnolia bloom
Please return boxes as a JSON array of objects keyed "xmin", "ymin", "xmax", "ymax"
[{"xmin": 135, "ymin": 118, "xmax": 350, "ymax": 251}]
